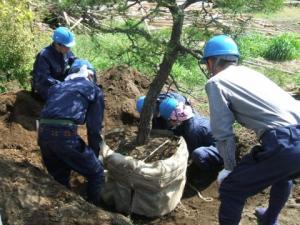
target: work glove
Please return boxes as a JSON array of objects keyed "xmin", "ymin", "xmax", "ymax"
[
  {"xmin": 65, "ymin": 65, "xmax": 90, "ymax": 81},
  {"xmin": 217, "ymin": 169, "xmax": 232, "ymax": 185}
]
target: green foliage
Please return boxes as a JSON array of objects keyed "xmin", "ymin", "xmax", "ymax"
[
  {"xmin": 0, "ymin": 0, "xmax": 36, "ymax": 89},
  {"xmin": 236, "ymin": 33, "xmax": 270, "ymax": 60},
  {"xmin": 72, "ymin": 32, "xmax": 206, "ymax": 88},
  {"xmin": 263, "ymin": 33, "xmax": 300, "ymax": 61},
  {"xmin": 257, "ymin": 67, "xmax": 300, "ymax": 90},
  {"xmin": 51, "ymin": 0, "xmax": 101, "ymax": 9},
  {"xmin": 50, "ymin": 0, "xmax": 123, "ymax": 12},
  {"xmin": 172, "ymin": 55, "xmax": 206, "ymax": 89},
  {"xmin": 237, "ymin": 33, "xmax": 300, "ymax": 61},
  {"xmin": 260, "ymin": 0, "xmax": 284, "ymax": 13},
  {"xmin": 215, "ymin": 0, "xmax": 283, "ymax": 13},
  {"xmin": 73, "ymin": 32, "xmax": 163, "ymax": 76}
]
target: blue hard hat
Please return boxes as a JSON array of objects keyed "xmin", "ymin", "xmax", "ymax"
[
  {"xmin": 201, "ymin": 35, "xmax": 240, "ymax": 63},
  {"xmin": 136, "ymin": 96, "xmax": 146, "ymax": 113},
  {"xmin": 159, "ymin": 98, "xmax": 178, "ymax": 120},
  {"xmin": 52, "ymin": 27, "xmax": 75, "ymax": 47},
  {"xmin": 69, "ymin": 59, "xmax": 95, "ymax": 74}
]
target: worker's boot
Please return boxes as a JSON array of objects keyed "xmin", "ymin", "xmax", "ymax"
[
  {"xmin": 254, "ymin": 207, "xmax": 279, "ymax": 225},
  {"xmin": 187, "ymin": 163, "xmax": 218, "ymax": 191}
]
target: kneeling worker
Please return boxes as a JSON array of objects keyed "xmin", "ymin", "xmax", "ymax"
[
  {"xmin": 136, "ymin": 91, "xmax": 191, "ymax": 130},
  {"xmin": 136, "ymin": 93, "xmax": 223, "ymax": 187},
  {"xmin": 159, "ymin": 97, "xmax": 223, "ymax": 181}
]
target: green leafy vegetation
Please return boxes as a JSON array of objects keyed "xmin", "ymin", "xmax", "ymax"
[
  {"xmin": 253, "ymin": 6, "xmax": 300, "ymax": 21},
  {"xmin": 73, "ymin": 32, "xmax": 163, "ymax": 76},
  {"xmin": 257, "ymin": 67, "xmax": 300, "ymax": 88},
  {"xmin": 237, "ymin": 33, "xmax": 300, "ymax": 61},
  {"xmin": 236, "ymin": 33, "xmax": 270, "ymax": 59},
  {"xmin": 215, "ymin": 0, "xmax": 283, "ymax": 13},
  {"xmin": 0, "ymin": 0, "xmax": 35, "ymax": 90},
  {"xmin": 264, "ymin": 33, "xmax": 300, "ymax": 61}
]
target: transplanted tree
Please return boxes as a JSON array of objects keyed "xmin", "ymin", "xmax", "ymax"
[{"xmin": 51, "ymin": 0, "xmax": 283, "ymax": 145}]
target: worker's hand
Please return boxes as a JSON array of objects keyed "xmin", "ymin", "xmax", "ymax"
[
  {"xmin": 217, "ymin": 169, "xmax": 232, "ymax": 185},
  {"xmin": 79, "ymin": 65, "xmax": 89, "ymax": 77}
]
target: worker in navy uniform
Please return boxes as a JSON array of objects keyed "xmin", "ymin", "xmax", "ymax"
[
  {"xmin": 32, "ymin": 27, "xmax": 76, "ymax": 101},
  {"xmin": 38, "ymin": 59, "xmax": 104, "ymax": 206}
]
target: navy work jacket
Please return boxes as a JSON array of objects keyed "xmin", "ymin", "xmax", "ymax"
[
  {"xmin": 32, "ymin": 43, "xmax": 76, "ymax": 100},
  {"xmin": 40, "ymin": 77, "xmax": 104, "ymax": 154},
  {"xmin": 173, "ymin": 115, "xmax": 216, "ymax": 153}
]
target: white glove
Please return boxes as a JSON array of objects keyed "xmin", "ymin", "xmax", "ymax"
[
  {"xmin": 217, "ymin": 169, "xmax": 232, "ymax": 185},
  {"xmin": 65, "ymin": 65, "xmax": 89, "ymax": 81},
  {"xmin": 79, "ymin": 65, "xmax": 89, "ymax": 77}
]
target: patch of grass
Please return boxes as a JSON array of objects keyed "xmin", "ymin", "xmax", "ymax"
[
  {"xmin": 73, "ymin": 33, "xmax": 163, "ymax": 76},
  {"xmin": 237, "ymin": 33, "xmax": 300, "ymax": 61},
  {"xmin": 172, "ymin": 55, "xmax": 207, "ymax": 88},
  {"xmin": 263, "ymin": 33, "xmax": 300, "ymax": 61},
  {"xmin": 236, "ymin": 33, "xmax": 270, "ymax": 59},
  {"xmin": 253, "ymin": 6, "xmax": 300, "ymax": 22},
  {"xmin": 255, "ymin": 67, "xmax": 300, "ymax": 89}
]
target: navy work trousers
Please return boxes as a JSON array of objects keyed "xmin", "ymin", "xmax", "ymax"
[
  {"xmin": 192, "ymin": 145, "xmax": 223, "ymax": 171},
  {"xmin": 38, "ymin": 124, "xmax": 104, "ymax": 204},
  {"xmin": 219, "ymin": 125, "xmax": 300, "ymax": 225}
]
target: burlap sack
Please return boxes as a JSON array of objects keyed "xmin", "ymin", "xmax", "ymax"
[{"xmin": 101, "ymin": 137, "xmax": 188, "ymax": 217}]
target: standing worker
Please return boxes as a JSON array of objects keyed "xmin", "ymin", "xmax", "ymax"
[
  {"xmin": 202, "ymin": 34, "xmax": 300, "ymax": 225},
  {"xmin": 38, "ymin": 59, "xmax": 104, "ymax": 206},
  {"xmin": 32, "ymin": 26, "xmax": 76, "ymax": 101}
]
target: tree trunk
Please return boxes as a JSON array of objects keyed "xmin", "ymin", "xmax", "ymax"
[{"xmin": 136, "ymin": 4, "xmax": 184, "ymax": 145}]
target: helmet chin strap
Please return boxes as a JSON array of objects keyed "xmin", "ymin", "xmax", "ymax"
[
  {"xmin": 198, "ymin": 60, "xmax": 211, "ymax": 80},
  {"xmin": 211, "ymin": 57, "xmax": 221, "ymax": 76}
]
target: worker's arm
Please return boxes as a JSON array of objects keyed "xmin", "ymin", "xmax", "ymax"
[
  {"xmin": 34, "ymin": 55, "xmax": 60, "ymax": 87},
  {"xmin": 86, "ymin": 87, "xmax": 105, "ymax": 157},
  {"xmin": 205, "ymin": 80, "xmax": 236, "ymax": 171}
]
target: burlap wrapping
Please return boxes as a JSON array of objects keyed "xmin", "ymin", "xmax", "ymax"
[{"xmin": 101, "ymin": 137, "xmax": 188, "ymax": 217}]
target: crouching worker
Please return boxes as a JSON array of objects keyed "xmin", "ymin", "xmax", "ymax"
[
  {"xmin": 202, "ymin": 35, "xmax": 300, "ymax": 225},
  {"xmin": 136, "ymin": 91, "xmax": 192, "ymax": 130},
  {"xmin": 37, "ymin": 59, "xmax": 105, "ymax": 206},
  {"xmin": 159, "ymin": 97, "xmax": 224, "ymax": 188}
]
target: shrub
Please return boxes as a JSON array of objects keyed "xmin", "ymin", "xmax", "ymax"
[
  {"xmin": 263, "ymin": 33, "xmax": 300, "ymax": 61},
  {"xmin": 0, "ymin": 0, "xmax": 36, "ymax": 89},
  {"xmin": 236, "ymin": 33, "xmax": 270, "ymax": 60}
]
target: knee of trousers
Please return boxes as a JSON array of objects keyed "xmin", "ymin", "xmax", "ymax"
[{"xmin": 191, "ymin": 147, "xmax": 214, "ymax": 170}]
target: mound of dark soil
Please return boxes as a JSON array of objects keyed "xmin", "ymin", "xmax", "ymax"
[{"xmin": 99, "ymin": 65, "xmax": 150, "ymax": 130}]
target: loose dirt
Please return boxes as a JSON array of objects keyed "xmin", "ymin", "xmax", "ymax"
[{"xmin": 1, "ymin": 65, "xmax": 300, "ymax": 225}]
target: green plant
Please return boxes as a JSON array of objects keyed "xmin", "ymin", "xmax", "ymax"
[
  {"xmin": 171, "ymin": 54, "xmax": 206, "ymax": 88},
  {"xmin": 236, "ymin": 33, "xmax": 270, "ymax": 60},
  {"xmin": 0, "ymin": 0, "xmax": 36, "ymax": 90},
  {"xmin": 263, "ymin": 33, "xmax": 300, "ymax": 61},
  {"xmin": 73, "ymin": 33, "xmax": 162, "ymax": 76},
  {"xmin": 215, "ymin": 0, "xmax": 283, "ymax": 13},
  {"xmin": 256, "ymin": 67, "xmax": 300, "ymax": 89}
]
